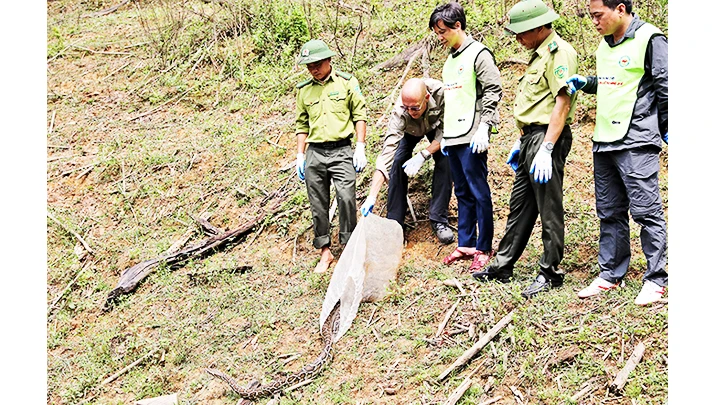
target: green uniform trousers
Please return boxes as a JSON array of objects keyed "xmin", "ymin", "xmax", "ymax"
[
  {"xmin": 487, "ymin": 125, "xmax": 572, "ymax": 284},
  {"xmin": 305, "ymin": 144, "xmax": 357, "ymax": 249}
]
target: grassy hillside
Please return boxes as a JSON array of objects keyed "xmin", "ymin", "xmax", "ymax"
[{"xmin": 47, "ymin": 0, "xmax": 668, "ymax": 404}]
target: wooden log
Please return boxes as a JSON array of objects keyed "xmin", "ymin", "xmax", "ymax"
[
  {"xmin": 437, "ymin": 309, "xmax": 515, "ymax": 381},
  {"xmin": 443, "ymin": 364, "xmax": 482, "ymax": 405},
  {"xmin": 570, "ymin": 377, "xmax": 600, "ymax": 402},
  {"xmin": 436, "ymin": 298, "xmax": 460, "ymax": 338},
  {"xmin": 610, "ymin": 341, "xmax": 645, "ymax": 394},
  {"xmin": 105, "ymin": 213, "xmax": 263, "ymax": 308}
]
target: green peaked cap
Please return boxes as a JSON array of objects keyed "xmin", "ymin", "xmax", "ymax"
[
  {"xmin": 296, "ymin": 39, "xmax": 336, "ymax": 65},
  {"xmin": 505, "ymin": 0, "xmax": 560, "ymax": 35}
]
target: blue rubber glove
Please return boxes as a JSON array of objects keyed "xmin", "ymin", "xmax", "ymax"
[
  {"xmin": 296, "ymin": 153, "xmax": 305, "ymax": 181},
  {"xmin": 360, "ymin": 195, "xmax": 375, "ymax": 217},
  {"xmin": 440, "ymin": 138, "xmax": 448, "ymax": 156},
  {"xmin": 506, "ymin": 139, "xmax": 521, "ymax": 172},
  {"xmin": 662, "ymin": 133, "xmax": 668, "ymax": 144},
  {"xmin": 565, "ymin": 74, "xmax": 587, "ymax": 95},
  {"xmin": 530, "ymin": 142, "xmax": 553, "ymax": 184}
]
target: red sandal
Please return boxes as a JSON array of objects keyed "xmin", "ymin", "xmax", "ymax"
[
  {"xmin": 442, "ymin": 248, "xmax": 475, "ymax": 266},
  {"xmin": 468, "ymin": 250, "xmax": 495, "ymax": 272}
]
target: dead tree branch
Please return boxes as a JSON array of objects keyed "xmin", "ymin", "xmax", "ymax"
[
  {"xmin": 372, "ymin": 34, "xmax": 438, "ymax": 72},
  {"xmin": 610, "ymin": 341, "xmax": 645, "ymax": 394},
  {"xmin": 47, "ymin": 212, "xmax": 94, "ymax": 254},
  {"xmin": 105, "ymin": 197, "xmax": 284, "ymax": 309},
  {"xmin": 438, "ymin": 309, "xmax": 515, "ymax": 381},
  {"xmin": 90, "ymin": 0, "xmax": 131, "ymax": 17}
]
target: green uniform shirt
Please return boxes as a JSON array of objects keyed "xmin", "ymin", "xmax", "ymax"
[
  {"xmin": 295, "ymin": 69, "xmax": 368, "ymax": 143},
  {"xmin": 513, "ymin": 31, "xmax": 578, "ymax": 129}
]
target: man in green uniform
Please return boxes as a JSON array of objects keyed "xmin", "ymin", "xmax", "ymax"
[
  {"xmin": 473, "ymin": 0, "xmax": 578, "ymax": 298},
  {"xmin": 295, "ymin": 39, "xmax": 368, "ymax": 273}
]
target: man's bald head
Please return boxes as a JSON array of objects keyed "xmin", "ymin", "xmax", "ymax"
[
  {"xmin": 400, "ymin": 78, "xmax": 430, "ymax": 118},
  {"xmin": 401, "ymin": 78, "xmax": 428, "ymax": 102}
]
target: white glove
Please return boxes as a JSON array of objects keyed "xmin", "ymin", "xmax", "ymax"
[
  {"xmin": 353, "ymin": 142, "xmax": 367, "ymax": 172},
  {"xmin": 470, "ymin": 122, "xmax": 490, "ymax": 153},
  {"xmin": 296, "ymin": 152, "xmax": 306, "ymax": 181},
  {"xmin": 530, "ymin": 142, "xmax": 553, "ymax": 184},
  {"xmin": 402, "ymin": 152, "xmax": 427, "ymax": 177},
  {"xmin": 360, "ymin": 195, "xmax": 375, "ymax": 216}
]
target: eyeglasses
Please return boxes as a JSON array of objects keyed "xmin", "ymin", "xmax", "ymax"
[{"xmin": 400, "ymin": 97, "xmax": 427, "ymax": 112}]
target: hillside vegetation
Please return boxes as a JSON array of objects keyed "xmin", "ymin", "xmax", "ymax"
[{"xmin": 47, "ymin": 0, "xmax": 668, "ymax": 404}]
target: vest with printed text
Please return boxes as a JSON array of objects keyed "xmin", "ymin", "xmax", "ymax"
[
  {"xmin": 442, "ymin": 41, "xmax": 485, "ymax": 138},
  {"xmin": 594, "ymin": 23, "xmax": 662, "ymax": 143}
]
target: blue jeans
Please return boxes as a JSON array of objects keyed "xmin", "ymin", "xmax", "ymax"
[{"xmin": 446, "ymin": 145, "xmax": 493, "ymax": 251}]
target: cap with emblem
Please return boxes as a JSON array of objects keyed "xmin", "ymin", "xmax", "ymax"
[
  {"xmin": 504, "ymin": 0, "xmax": 560, "ymax": 35},
  {"xmin": 296, "ymin": 39, "xmax": 337, "ymax": 65}
]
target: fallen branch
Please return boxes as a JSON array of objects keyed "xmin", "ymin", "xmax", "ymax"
[
  {"xmin": 442, "ymin": 278, "xmax": 466, "ymax": 295},
  {"xmin": 437, "ymin": 309, "xmax": 515, "ymax": 381},
  {"xmin": 106, "ymin": 211, "xmax": 265, "ymax": 308},
  {"xmin": 71, "ymin": 44, "xmax": 133, "ymax": 56},
  {"xmin": 100, "ymin": 347, "xmax": 161, "ymax": 386},
  {"xmin": 193, "ymin": 214, "xmax": 221, "ymax": 236},
  {"xmin": 372, "ymin": 34, "xmax": 438, "ymax": 72},
  {"xmin": 610, "ymin": 341, "xmax": 645, "ymax": 394},
  {"xmin": 48, "ymin": 260, "xmax": 92, "ymax": 317},
  {"xmin": 129, "ymin": 85, "xmax": 197, "ymax": 121},
  {"xmin": 436, "ymin": 298, "xmax": 460, "ymax": 338},
  {"xmin": 187, "ymin": 266, "xmax": 252, "ymax": 286},
  {"xmin": 106, "ymin": 193, "xmax": 284, "ymax": 309},
  {"xmin": 100, "ymin": 60, "xmax": 131, "ymax": 81},
  {"xmin": 570, "ymin": 377, "xmax": 600, "ymax": 402},
  {"xmin": 47, "ymin": 212, "xmax": 94, "ymax": 254},
  {"xmin": 90, "ymin": 0, "xmax": 131, "ymax": 17},
  {"xmin": 48, "ymin": 110, "xmax": 56, "ymax": 135},
  {"xmin": 443, "ymin": 363, "xmax": 482, "ymax": 405}
]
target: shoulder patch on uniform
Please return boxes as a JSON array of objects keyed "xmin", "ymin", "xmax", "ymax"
[
  {"xmin": 336, "ymin": 70, "xmax": 352, "ymax": 80},
  {"xmin": 554, "ymin": 65, "xmax": 568, "ymax": 79},
  {"xmin": 296, "ymin": 79, "xmax": 312, "ymax": 89},
  {"xmin": 547, "ymin": 41, "xmax": 558, "ymax": 53}
]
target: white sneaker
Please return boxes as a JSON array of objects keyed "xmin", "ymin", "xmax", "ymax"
[
  {"xmin": 578, "ymin": 277, "xmax": 620, "ymax": 298},
  {"xmin": 634, "ymin": 280, "xmax": 666, "ymax": 306}
]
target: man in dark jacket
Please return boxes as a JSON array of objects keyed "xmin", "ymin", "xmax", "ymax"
[{"xmin": 567, "ymin": 0, "xmax": 668, "ymax": 305}]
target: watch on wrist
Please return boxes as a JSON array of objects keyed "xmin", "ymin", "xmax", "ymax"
[
  {"xmin": 543, "ymin": 142, "xmax": 554, "ymax": 153},
  {"xmin": 421, "ymin": 149, "xmax": 432, "ymax": 160}
]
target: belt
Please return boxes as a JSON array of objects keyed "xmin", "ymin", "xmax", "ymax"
[
  {"xmin": 309, "ymin": 137, "xmax": 352, "ymax": 149},
  {"xmin": 521, "ymin": 124, "xmax": 549, "ymax": 136}
]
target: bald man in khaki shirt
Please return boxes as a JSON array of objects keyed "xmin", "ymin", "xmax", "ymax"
[{"xmin": 360, "ymin": 78, "xmax": 454, "ymax": 244}]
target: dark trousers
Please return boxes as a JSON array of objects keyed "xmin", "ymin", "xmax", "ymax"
[
  {"xmin": 446, "ymin": 144, "xmax": 493, "ymax": 251},
  {"xmin": 386, "ymin": 133, "xmax": 452, "ymax": 227},
  {"xmin": 594, "ymin": 147, "xmax": 667, "ymax": 286},
  {"xmin": 305, "ymin": 145, "xmax": 357, "ymax": 249},
  {"xmin": 487, "ymin": 125, "xmax": 572, "ymax": 283}
]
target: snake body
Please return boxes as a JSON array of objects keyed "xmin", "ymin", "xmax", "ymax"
[{"xmin": 206, "ymin": 303, "xmax": 341, "ymax": 400}]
